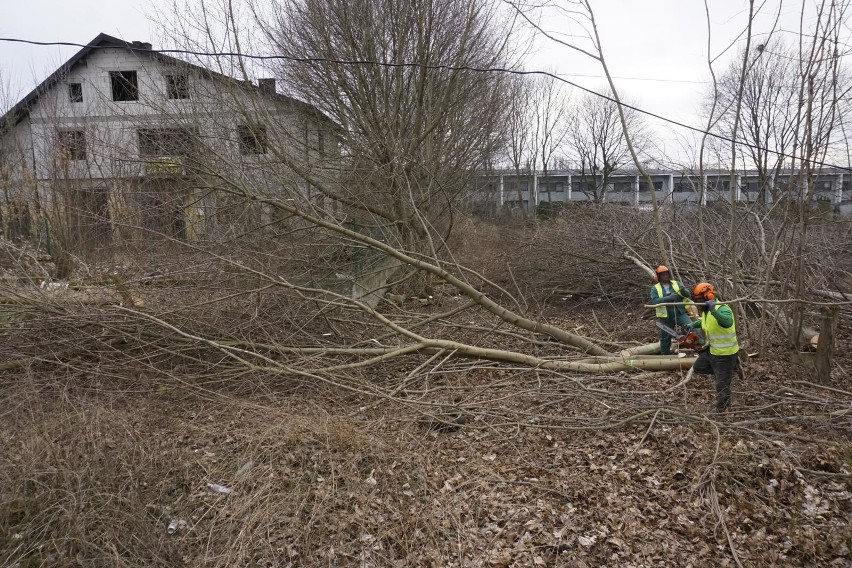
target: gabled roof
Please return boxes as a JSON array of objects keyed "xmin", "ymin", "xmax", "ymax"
[
  {"xmin": 0, "ymin": 33, "xmax": 338, "ymax": 133},
  {"xmin": 1, "ymin": 34, "xmax": 138, "ymax": 129}
]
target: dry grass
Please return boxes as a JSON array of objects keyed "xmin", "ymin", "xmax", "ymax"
[{"xmin": 1, "ymin": 215, "xmax": 851, "ymax": 566}]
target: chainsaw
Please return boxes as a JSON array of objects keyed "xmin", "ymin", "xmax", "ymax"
[{"xmin": 655, "ymin": 320, "xmax": 706, "ymax": 351}]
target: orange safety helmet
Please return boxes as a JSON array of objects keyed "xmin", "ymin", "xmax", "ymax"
[
  {"xmin": 655, "ymin": 265, "xmax": 670, "ymax": 275},
  {"xmin": 693, "ymin": 282, "xmax": 716, "ymax": 301}
]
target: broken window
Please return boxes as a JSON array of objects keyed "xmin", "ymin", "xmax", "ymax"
[
  {"xmin": 69, "ymin": 83, "xmax": 83, "ymax": 103},
  {"xmin": 138, "ymin": 128, "xmax": 197, "ymax": 174},
  {"xmin": 165, "ymin": 74, "xmax": 189, "ymax": 99},
  {"xmin": 58, "ymin": 130, "xmax": 87, "ymax": 161},
  {"xmin": 138, "ymin": 128, "xmax": 196, "ymax": 157},
  {"xmin": 238, "ymin": 123, "xmax": 268, "ymax": 155},
  {"xmin": 109, "ymin": 70, "xmax": 139, "ymax": 102}
]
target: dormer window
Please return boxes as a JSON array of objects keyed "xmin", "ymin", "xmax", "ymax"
[
  {"xmin": 69, "ymin": 83, "xmax": 83, "ymax": 103},
  {"xmin": 110, "ymin": 71, "xmax": 139, "ymax": 102},
  {"xmin": 166, "ymin": 74, "xmax": 189, "ymax": 99}
]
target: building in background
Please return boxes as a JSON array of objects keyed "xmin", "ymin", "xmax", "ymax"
[{"xmin": 465, "ymin": 167, "xmax": 851, "ymax": 217}]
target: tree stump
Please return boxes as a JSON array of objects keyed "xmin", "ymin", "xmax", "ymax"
[{"xmin": 815, "ymin": 306, "xmax": 838, "ymax": 383}]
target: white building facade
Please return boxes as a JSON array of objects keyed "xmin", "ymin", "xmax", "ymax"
[{"xmin": 0, "ymin": 34, "xmax": 337, "ymax": 249}]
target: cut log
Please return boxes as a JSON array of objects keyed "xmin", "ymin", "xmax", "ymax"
[{"xmin": 765, "ymin": 303, "xmax": 818, "ymax": 345}]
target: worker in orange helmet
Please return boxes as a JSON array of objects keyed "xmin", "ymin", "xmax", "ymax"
[
  {"xmin": 649, "ymin": 265, "xmax": 693, "ymax": 355},
  {"xmin": 687, "ymin": 282, "xmax": 739, "ymax": 415}
]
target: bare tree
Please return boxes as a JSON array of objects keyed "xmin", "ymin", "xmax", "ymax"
[
  {"xmin": 786, "ymin": 0, "xmax": 852, "ymax": 355},
  {"xmin": 568, "ymin": 91, "xmax": 646, "ymax": 202},
  {"xmin": 688, "ymin": 0, "xmax": 852, "ymax": 359},
  {"xmin": 531, "ymin": 73, "xmax": 571, "ymax": 207},
  {"xmin": 503, "ymin": 74, "xmax": 533, "ymax": 212},
  {"xmin": 252, "ymin": 0, "xmax": 517, "ymax": 260},
  {"xmin": 713, "ymin": 40, "xmax": 802, "ymax": 204},
  {"xmin": 502, "ymin": 72, "xmax": 571, "ymax": 213}
]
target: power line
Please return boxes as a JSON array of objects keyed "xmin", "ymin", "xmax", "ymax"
[
  {"xmin": 559, "ymin": 72, "xmax": 709, "ymax": 85},
  {"xmin": 0, "ymin": 36, "xmax": 850, "ymax": 172},
  {"xmin": 0, "ymin": 37, "xmax": 711, "ymax": 84}
]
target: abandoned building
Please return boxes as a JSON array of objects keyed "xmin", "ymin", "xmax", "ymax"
[{"xmin": 0, "ymin": 33, "xmax": 338, "ymax": 252}]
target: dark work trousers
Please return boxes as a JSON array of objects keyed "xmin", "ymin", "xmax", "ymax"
[
  {"xmin": 693, "ymin": 350, "xmax": 738, "ymax": 412},
  {"xmin": 659, "ymin": 309, "xmax": 694, "ymax": 355}
]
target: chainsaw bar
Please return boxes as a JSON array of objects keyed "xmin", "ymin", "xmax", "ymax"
[
  {"xmin": 655, "ymin": 320, "xmax": 683, "ymax": 339},
  {"xmin": 656, "ymin": 320, "xmax": 706, "ymax": 351}
]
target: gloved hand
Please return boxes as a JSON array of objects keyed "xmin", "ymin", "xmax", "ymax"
[
  {"xmin": 705, "ymin": 300, "xmax": 716, "ymax": 310},
  {"xmin": 662, "ymin": 294, "xmax": 678, "ymax": 303}
]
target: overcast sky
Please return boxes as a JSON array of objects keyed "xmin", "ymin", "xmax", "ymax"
[{"xmin": 1, "ymin": 0, "xmax": 847, "ymax": 161}]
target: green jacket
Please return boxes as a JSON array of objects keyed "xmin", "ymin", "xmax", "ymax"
[{"xmin": 689, "ymin": 304, "xmax": 734, "ymax": 329}]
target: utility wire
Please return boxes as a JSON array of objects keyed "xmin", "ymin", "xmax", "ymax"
[{"xmin": 0, "ymin": 36, "xmax": 850, "ymax": 172}]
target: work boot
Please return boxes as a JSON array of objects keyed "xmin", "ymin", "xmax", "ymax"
[{"xmin": 713, "ymin": 407, "xmax": 731, "ymax": 421}]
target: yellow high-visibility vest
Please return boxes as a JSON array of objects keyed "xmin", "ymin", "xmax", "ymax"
[
  {"xmin": 654, "ymin": 281, "xmax": 683, "ymax": 318},
  {"xmin": 701, "ymin": 303, "xmax": 739, "ymax": 356}
]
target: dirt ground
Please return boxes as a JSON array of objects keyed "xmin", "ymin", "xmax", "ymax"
[{"xmin": 1, "ymin": 294, "xmax": 850, "ymax": 567}]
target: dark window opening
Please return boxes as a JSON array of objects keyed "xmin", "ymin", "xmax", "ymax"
[
  {"xmin": 69, "ymin": 83, "xmax": 83, "ymax": 103},
  {"xmin": 166, "ymin": 74, "xmax": 189, "ymax": 99},
  {"xmin": 540, "ymin": 182, "xmax": 565, "ymax": 193},
  {"xmin": 138, "ymin": 128, "xmax": 197, "ymax": 174},
  {"xmin": 238, "ymin": 124, "xmax": 268, "ymax": 155},
  {"xmin": 638, "ymin": 181, "xmax": 663, "ymax": 192},
  {"xmin": 138, "ymin": 128, "xmax": 196, "ymax": 157},
  {"xmin": 705, "ymin": 180, "xmax": 723, "ymax": 193},
  {"xmin": 110, "ymin": 70, "xmax": 139, "ymax": 102},
  {"xmin": 7, "ymin": 200, "xmax": 31, "ymax": 242},
  {"xmin": 138, "ymin": 186, "xmax": 186, "ymax": 239},
  {"xmin": 504, "ymin": 181, "xmax": 530, "ymax": 193},
  {"xmin": 571, "ymin": 181, "xmax": 597, "ymax": 194},
  {"xmin": 69, "ymin": 187, "xmax": 112, "ymax": 250},
  {"xmin": 58, "ymin": 130, "xmax": 86, "ymax": 161}
]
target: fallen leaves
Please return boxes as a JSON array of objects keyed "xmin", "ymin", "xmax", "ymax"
[{"xmin": 2, "ymin": 347, "xmax": 851, "ymax": 567}]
